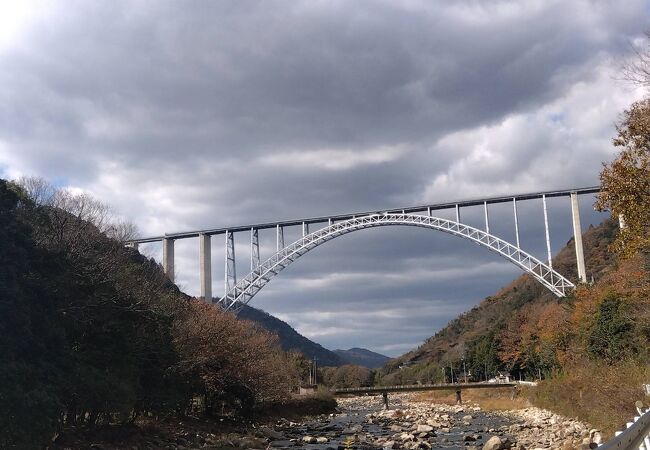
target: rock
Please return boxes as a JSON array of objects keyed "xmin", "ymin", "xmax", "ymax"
[
  {"xmin": 483, "ymin": 436, "xmax": 503, "ymax": 450},
  {"xmin": 465, "ymin": 435, "xmax": 478, "ymax": 442},
  {"xmin": 391, "ymin": 425, "xmax": 404, "ymax": 432},
  {"xmin": 416, "ymin": 425, "xmax": 434, "ymax": 433},
  {"xmin": 260, "ymin": 427, "xmax": 285, "ymax": 440},
  {"xmin": 590, "ymin": 430, "xmax": 602, "ymax": 445},
  {"xmin": 317, "ymin": 437, "xmax": 329, "ymax": 444},
  {"xmin": 463, "ymin": 415, "xmax": 473, "ymax": 421},
  {"xmin": 303, "ymin": 436, "xmax": 318, "ymax": 444},
  {"xmin": 383, "ymin": 441, "xmax": 397, "ymax": 449},
  {"xmin": 269, "ymin": 440, "xmax": 294, "ymax": 447}
]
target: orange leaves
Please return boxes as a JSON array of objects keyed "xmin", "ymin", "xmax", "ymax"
[{"xmin": 596, "ymin": 98, "xmax": 650, "ymax": 258}]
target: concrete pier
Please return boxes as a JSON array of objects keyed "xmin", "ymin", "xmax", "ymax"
[
  {"xmin": 162, "ymin": 238, "xmax": 174, "ymax": 282},
  {"xmin": 570, "ymin": 193, "xmax": 587, "ymax": 283},
  {"xmin": 199, "ymin": 233, "xmax": 212, "ymax": 302}
]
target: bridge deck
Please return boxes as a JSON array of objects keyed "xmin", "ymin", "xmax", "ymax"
[
  {"xmin": 332, "ymin": 382, "xmax": 516, "ymax": 395},
  {"xmin": 130, "ymin": 186, "xmax": 599, "ymax": 243}
]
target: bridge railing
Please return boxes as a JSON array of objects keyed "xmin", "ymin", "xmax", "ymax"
[{"xmin": 599, "ymin": 403, "xmax": 650, "ymax": 450}]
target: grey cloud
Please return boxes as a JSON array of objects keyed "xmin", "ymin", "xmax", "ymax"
[{"xmin": 0, "ymin": 0, "xmax": 645, "ymax": 355}]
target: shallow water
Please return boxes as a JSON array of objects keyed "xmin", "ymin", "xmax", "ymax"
[{"xmin": 269, "ymin": 395, "xmax": 517, "ymax": 450}]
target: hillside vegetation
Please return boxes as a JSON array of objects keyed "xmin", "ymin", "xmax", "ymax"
[
  {"xmin": 0, "ymin": 179, "xmax": 300, "ymax": 448},
  {"xmin": 380, "ymin": 218, "xmax": 649, "ymax": 434},
  {"xmin": 237, "ymin": 305, "xmax": 346, "ymax": 367}
]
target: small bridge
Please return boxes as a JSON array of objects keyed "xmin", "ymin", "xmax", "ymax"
[
  {"xmin": 332, "ymin": 382, "xmax": 516, "ymax": 395},
  {"xmin": 127, "ymin": 186, "xmax": 604, "ymax": 311},
  {"xmin": 332, "ymin": 382, "xmax": 517, "ymax": 407}
]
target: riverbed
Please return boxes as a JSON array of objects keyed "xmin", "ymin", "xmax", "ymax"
[{"xmin": 256, "ymin": 393, "xmax": 600, "ymax": 450}]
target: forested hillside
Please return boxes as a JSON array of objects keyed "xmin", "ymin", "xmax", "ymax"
[
  {"xmin": 380, "ymin": 217, "xmax": 649, "ymax": 433},
  {"xmin": 382, "ymin": 219, "xmax": 619, "ymax": 381},
  {"xmin": 238, "ymin": 305, "xmax": 346, "ymax": 367},
  {"xmin": 334, "ymin": 347, "xmax": 390, "ymax": 368},
  {"xmin": 0, "ymin": 179, "xmax": 299, "ymax": 448}
]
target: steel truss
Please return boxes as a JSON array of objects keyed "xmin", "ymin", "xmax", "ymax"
[{"xmin": 215, "ymin": 213, "xmax": 575, "ymax": 312}]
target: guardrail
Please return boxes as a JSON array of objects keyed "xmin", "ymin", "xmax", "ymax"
[{"xmin": 599, "ymin": 402, "xmax": 650, "ymax": 450}]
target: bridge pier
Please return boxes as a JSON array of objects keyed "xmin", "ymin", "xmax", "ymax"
[
  {"xmin": 542, "ymin": 194, "xmax": 553, "ymax": 269},
  {"xmin": 570, "ymin": 192, "xmax": 587, "ymax": 283},
  {"xmin": 382, "ymin": 392, "xmax": 389, "ymax": 410},
  {"xmin": 251, "ymin": 228, "xmax": 260, "ymax": 271},
  {"xmin": 199, "ymin": 233, "xmax": 212, "ymax": 302},
  {"xmin": 455, "ymin": 389, "xmax": 462, "ymax": 405},
  {"xmin": 163, "ymin": 238, "xmax": 174, "ymax": 282},
  {"xmin": 276, "ymin": 224, "xmax": 284, "ymax": 252}
]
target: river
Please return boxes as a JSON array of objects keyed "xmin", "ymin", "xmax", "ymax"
[{"xmin": 259, "ymin": 393, "xmax": 600, "ymax": 450}]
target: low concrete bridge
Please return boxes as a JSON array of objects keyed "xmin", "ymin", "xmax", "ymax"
[{"xmin": 332, "ymin": 382, "xmax": 517, "ymax": 407}]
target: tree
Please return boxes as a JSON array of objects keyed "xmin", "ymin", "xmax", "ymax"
[
  {"xmin": 587, "ymin": 294, "xmax": 633, "ymax": 362},
  {"xmin": 596, "ymin": 98, "xmax": 650, "ymax": 258}
]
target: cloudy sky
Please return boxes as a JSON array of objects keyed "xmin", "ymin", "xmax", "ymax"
[{"xmin": 1, "ymin": 1, "xmax": 647, "ymax": 356}]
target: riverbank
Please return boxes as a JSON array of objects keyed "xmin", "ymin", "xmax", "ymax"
[{"xmin": 52, "ymin": 392, "xmax": 603, "ymax": 449}]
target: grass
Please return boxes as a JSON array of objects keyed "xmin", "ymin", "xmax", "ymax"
[
  {"xmin": 413, "ymin": 386, "xmax": 532, "ymax": 411},
  {"xmin": 530, "ymin": 359, "xmax": 650, "ymax": 437}
]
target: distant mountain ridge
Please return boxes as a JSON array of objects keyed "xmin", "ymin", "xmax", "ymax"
[
  {"xmin": 236, "ymin": 304, "xmax": 346, "ymax": 367},
  {"xmin": 334, "ymin": 347, "xmax": 391, "ymax": 368}
]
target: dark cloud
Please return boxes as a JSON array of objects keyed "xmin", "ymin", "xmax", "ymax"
[{"xmin": 0, "ymin": 0, "xmax": 646, "ymax": 355}]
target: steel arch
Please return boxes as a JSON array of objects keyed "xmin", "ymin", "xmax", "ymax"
[{"xmin": 215, "ymin": 213, "xmax": 575, "ymax": 312}]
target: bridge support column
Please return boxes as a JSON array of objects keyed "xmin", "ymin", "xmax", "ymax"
[
  {"xmin": 513, "ymin": 198, "xmax": 520, "ymax": 248},
  {"xmin": 302, "ymin": 222, "xmax": 309, "ymax": 237},
  {"xmin": 455, "ymin": 389, "xmax": 462, "ymax": 405},
  {"xmin": 570, "ymin": 193, "xmax": 587, "ymax": 283},
  {"xmin": 382, "ymin": 392, "xmax": 389, "ymax": 410},
  {"xmin": 251, "ymin": 228, "xmax": 260, "ymax": 271},
  {"xmin": 225, "ymin": 231, "xmax": 236, "ymax": 296},
  {"xmin": 127, "ymin": 242, "xmax": 139, "ymax": 251},
  {"xmin": 162, "ymin": 238, "xmax": 174, "ymax": 282},
  {"xmin": 199, "ymin": 233, "xmax": 212, "ymax": 302},
  {"xmin": 455, "ymin": 204, "xmax": 460, "ymax": 222},
  {"xmin": 276, "ymin": 225, "xmax": 284, "ymax": 251},
  {"xmin": 484, "ymin": 201, "xmax": 490, "ymax": 233},
  {"xmin": 542, "ymin": 194, "xmax": 553, "ymax": 269}
]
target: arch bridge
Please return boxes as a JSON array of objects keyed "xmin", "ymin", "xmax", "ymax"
[{"xmin": 127, "ymin": 187, "xmax": 602, "ymax": 312}]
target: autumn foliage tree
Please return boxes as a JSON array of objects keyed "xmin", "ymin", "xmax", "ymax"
[
  {"xmin": 596, "ymin": 98, "xmax": 650, "ymax": 258},
  {"xmin": 173, "ymin": 300, "xmax": 294, "ymax": 415}
]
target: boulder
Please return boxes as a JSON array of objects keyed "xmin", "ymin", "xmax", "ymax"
[
  {"xmin": 416, "ymin": 425, "xmax": 434, "ymax": 433},
  {"xmin": 483, "ymin": 436, "xmax": 502, "ymax": 450}
]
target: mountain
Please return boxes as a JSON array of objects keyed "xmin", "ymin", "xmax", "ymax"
[
  {"xmin": 334, "ymin": 348, "xmax": 391, "ymax": 368},
  {"xmin": 382, "ymin": 218, "xmax": 619, "ymax": 380},
  {"xmin": 236, "ymin": 304, "xmax": 346, "ymax": 367}
]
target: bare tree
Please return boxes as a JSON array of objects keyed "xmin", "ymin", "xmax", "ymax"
[
  {"xmin": 622, "ymin": 32, "xmax": 650, "ymax": 88},
  {"xmin": 16, "ymin": 176, "xmax": 56, "ymax": 205},
  {"xmin": 105, "ymin": 220, "xmax": 140, "ymax": 243},
  {"xmin": 15, "ymin": 176, "xmax": 139, "ymax": 243}
]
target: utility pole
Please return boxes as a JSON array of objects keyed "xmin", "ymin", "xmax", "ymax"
[
  {"xmin": 313, "ymin": 358, "xmax": 318, "ymax": 385},
  {"xmin": 463, "ymin": 358, "xmax": 467, "ymax": 384}
]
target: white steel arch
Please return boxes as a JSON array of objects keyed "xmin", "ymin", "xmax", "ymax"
[{"xmin": 215, "ymin": 213, "xmax": 575, "ymax": 312}]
